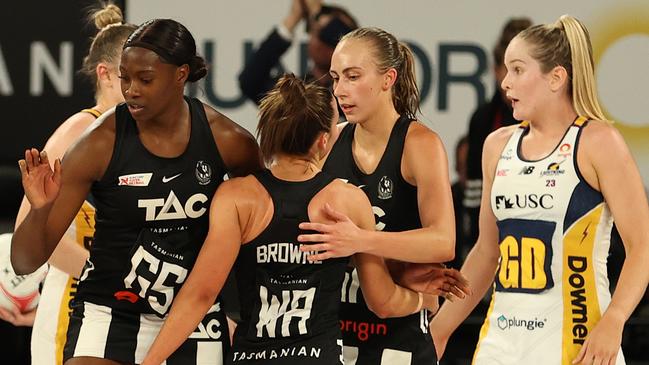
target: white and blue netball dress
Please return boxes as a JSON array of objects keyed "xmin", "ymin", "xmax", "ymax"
[{"xmin": 473, "ymin": 117, "xmax": 626, "ymax": 364}]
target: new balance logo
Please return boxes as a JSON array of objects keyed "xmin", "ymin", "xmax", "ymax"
[
  {"xmin": 519, "ymin": 166, "xmax": 535, "ymax": 175},
  {"xmin": 162, "ymin": 173, "xmax": 182, "ymax": 183}
]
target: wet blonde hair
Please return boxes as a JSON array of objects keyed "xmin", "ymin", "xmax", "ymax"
[
  {"xmin": 340, "ymin": 27, "xmax": 420, "ymax": 120},
  {"xmin": 518, "ymin": 15, "xmax": 608, "ymax": 122}
]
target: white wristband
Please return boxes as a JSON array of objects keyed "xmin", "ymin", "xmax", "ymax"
[{"xmin": 276, "ymin": 23, "xmax": 294, "ymax": 42}]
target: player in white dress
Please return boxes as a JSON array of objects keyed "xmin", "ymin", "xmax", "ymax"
[
  {"xmin": 11, "ymin": 5, "xmax": 135, "ymax": 364},
  {"xmin": 431, "ymin": 14, "xmax": 649, "ymax": 365}
]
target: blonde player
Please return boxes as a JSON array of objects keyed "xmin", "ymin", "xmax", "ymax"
[
  {"xmin": 8, "ymin": 5, "xmax": 135, "ymax": 364},
  {"xmin": 431, "ymin": 15, "xmax": 649, "ymax": 365}
]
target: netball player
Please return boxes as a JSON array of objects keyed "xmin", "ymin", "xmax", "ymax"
[
  {"xmin": 431, "ymin": 15, "xmax": 649, "ymax": 365},
  {"xmin": 141, "ymin": 74, "xmax": 448, "ymax": 365},
  {"xmin": 298, "ymin": 27, "xmax": 459, "ymax": 365},
  {"xmin": 12, "ymin": 18, "xmax": 262, "ymax": 365},
  {"xmin": 7, "ymin": 5, "xmax": 135, "ymax": 364}
]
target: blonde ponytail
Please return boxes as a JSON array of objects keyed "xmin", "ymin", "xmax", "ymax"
[
  {"xmin": 557, "ymin": 15, "xmax": 607, "ymax": 121},
  {"xmin": 81, "ymin": 2, "xmax": 136, "ymax": 91},
  {"xmin": 519, "ymin": 14, "xmax": 610, "ymax": 122}
]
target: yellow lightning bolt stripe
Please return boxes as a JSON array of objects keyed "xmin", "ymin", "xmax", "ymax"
[{"xmin": 561, "ymin": 204, "xmax": 604, "ymax": 364}]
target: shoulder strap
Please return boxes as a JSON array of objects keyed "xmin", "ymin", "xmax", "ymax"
[
  {"xmin": 384, "ymin": 115, "xmax": 414, "ymax": 158},
  {"xmin": 573, "ymin": 116, "xmax": 588, "ymax": 127},
  {"xmin": 501, "ymin": 121, "xmax": 529, "ymax": 156},
  {"xmin": 186, "ymin": 96, "xmax": 227, "ymax": 170},
  {"xmin": 81, "ymin": 108, "xmax": 102, "ymax": 118}
]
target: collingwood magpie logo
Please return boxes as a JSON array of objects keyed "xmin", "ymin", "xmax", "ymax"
[
  {"xmin": 195, "ymin": 161, "xmax": 212, "ymax": 185},
  {"xmin": 378, "ymin": 176, "xmax": 393, "ymax": 200}
]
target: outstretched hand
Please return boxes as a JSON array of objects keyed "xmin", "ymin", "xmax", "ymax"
[
  {"xmin": 393, "ymin": 262, "xmax": 471, "ymax": 302},
  {"xmin": 298, "ymin": 203, "xmax": 365, "ymax": 261},
  {"xmin": 18, "ymin": 148, "xmax": 61, "ymax": 209}
]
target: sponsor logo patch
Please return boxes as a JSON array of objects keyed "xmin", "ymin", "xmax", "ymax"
[
  {"xmin": 540, "ymin": 159, "xmax": 566, "ymax": 177},
  {"xmin": 118, "ymin": 173, "xmax": 153, "ymax": 187},
  {"xmin": 494, "ymin": 194, "xmax": 554, "ymax": 210},
  {"xmin": 500, "ymin": 148, "xmax": 513, "ymax": 160},
  {"xmin": 497, "ymin": 314, "xmax": 547, "ymax": 331}
]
